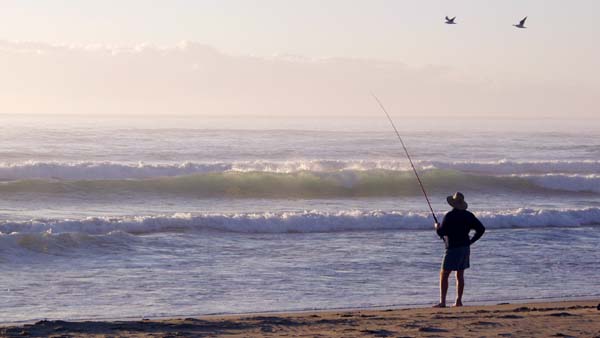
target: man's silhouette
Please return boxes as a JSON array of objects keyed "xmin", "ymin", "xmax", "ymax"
[{"xmin": 433, "ymin": 192, "xmax": 485, "ymax": 307}]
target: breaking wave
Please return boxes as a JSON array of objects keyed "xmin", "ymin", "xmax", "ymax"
[
  {"xmin": 520, "ymin": 174, "xmax": 600, "ymax": 193},
  {"xmin": 0, "ymin": 159, "xmax": 598, "ymax": 180},
  {"xmin": 0, "ymin": 170, "xmax": 598, "ymax": 198},
  {"xmin": 1, "ymin": 208, "xmax": 599, "ymax": 237},
  {"xmin": 428, "ymin": 160, "xmax": 600, "ymax": 175}
]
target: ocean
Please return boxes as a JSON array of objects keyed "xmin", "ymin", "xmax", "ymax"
[{"xmin": 1, "ymin": 115, "xmax": 599, "ymax": 323}]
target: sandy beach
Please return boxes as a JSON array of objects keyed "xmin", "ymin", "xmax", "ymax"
[{"xmin": 2, "ymin": 300, "xmax": 598, "ymax": 337}]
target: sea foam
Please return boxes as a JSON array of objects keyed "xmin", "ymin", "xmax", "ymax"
[
  {"xmin": 1, "ymin": 208, "xmax": 599, "ymax": 236},
  {"xmin": 0, "ymin": 159, "xmax": 598, "ymax": 180}
]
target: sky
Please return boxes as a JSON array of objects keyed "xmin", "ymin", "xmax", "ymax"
[{"xmin": 0, "ymin": 1, "xmax": 598, "ymax": 118}]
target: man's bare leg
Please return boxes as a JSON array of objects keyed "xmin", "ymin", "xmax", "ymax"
[
  {"xmin": 434, "ymin": 269, "xmax": 451, "ymax": 307},
  {"xmin": 454, "ymin": 270, "xmax": 464, "ymax": 307}
]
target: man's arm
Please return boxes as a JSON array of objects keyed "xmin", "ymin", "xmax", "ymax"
[
  {"xmin": 469, "ymin": 215, "xmax": 485, "ymax": 245},
  {"xmin": 435, "ymin": 215, "xmax": 448, "ymax": 238}
]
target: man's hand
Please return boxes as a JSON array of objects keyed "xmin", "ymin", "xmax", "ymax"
[{"xmin": 434, "ymin": 222, "xmax": 441, "ymax": 230}]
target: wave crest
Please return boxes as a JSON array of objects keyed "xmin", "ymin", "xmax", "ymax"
[
  {"xmin": 1, "ymin": 170, "xmax": 598, "ymax": 197},
  {"xmin": 2, "ymin": 208, "xmax": 599, "ymax": 236},
  {"xmin": 1, "ymin": 159, "xmax": 598, "ymax": 181}
]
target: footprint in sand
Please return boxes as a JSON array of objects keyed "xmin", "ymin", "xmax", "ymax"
[
  {"xmin": 498, "ymin": 314, "xmax": 523, "ymax": 319},
  {"xmin": 552, "ymin": 333, "xmax": 576, "ymax": 338},
  {"xmin": 360, "ymin": 328, "xmax": 396, "ymax": 337},
  {"xmin": 471, "ymin": 321, "xmax": 501, "ymax": 327},
  {"xmin": 418, "ymin": 327, "xmax": 448, "ymax": 333},
  {"xmin": 547, "ymin": 312, "xmax": 576, "ymax": 317}
]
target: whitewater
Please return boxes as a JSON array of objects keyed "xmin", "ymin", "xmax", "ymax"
[{"xmin": 1, "ymin": 115, "xmax": 599, "ymax": 323}]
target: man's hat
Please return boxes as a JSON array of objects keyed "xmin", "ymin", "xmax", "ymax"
[{"xmin": 447, "ymin": 192, "xmax": 468, "ymax": 210}]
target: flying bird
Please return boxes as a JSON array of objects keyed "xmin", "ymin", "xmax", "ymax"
[
  {"xmin": 513, "ymin": 16, "xmax": 527, "ymax": 29},
  {"xmin": 445, "ymin": 16, "xmax": 456, "ymax": 24}
]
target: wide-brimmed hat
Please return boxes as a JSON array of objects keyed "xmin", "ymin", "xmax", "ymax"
[{"xmin": 447, "ymin": 192, "xmax": 468, "ymax": 210}]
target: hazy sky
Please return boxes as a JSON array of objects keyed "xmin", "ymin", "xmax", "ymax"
[{"xmin": 0, "ymin": 1, "xmax": 598, "ymax": 118}]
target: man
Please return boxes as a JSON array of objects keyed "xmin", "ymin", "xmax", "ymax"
[{"xmin": 433, "ymin": 192, "xmax": 485, "ymax": 307}]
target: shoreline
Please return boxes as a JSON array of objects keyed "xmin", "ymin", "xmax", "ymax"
[
  {"xmin": 2, "ymin": 295, "xmax": 598, "ymax": 328},
  {"xmin": 2, "ymin": 299, "xmax": 598, "ymax": 337}
]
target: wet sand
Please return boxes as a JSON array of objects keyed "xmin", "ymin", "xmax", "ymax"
[{"xmin": 2, "ymin": 300, "xmax": 599, "ymax": 337}]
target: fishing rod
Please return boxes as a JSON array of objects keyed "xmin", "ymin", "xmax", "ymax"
[{"xmin": 371, "ymin": 93, "xmax": 439, "ymax": 225}]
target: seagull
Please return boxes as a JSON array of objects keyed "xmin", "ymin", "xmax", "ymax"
[
  {"xmin": 513, "ymin": 16, "xmax": 527, "ymax": 28},
  {"xmin": 445, "ymin": 16, "xmax": 456, "ymax": 24}
]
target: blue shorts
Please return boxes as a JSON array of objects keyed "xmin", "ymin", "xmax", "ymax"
[{"xmin": 442, "ymin": 246, "xmax": 470, "ymax": 271}]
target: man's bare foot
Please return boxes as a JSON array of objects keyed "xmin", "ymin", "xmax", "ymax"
[
  {"xmin": 453, "ymin": 301, "xmax": 463, "ymax": 307},
  {"xmin": 432, "ymin": 303, "xmax": 446, "ymax": 308}
]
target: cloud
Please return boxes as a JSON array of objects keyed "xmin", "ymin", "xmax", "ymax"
[{"xmin": 0, "ymin": 40, "xmax": 596, "ymax": 118}]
